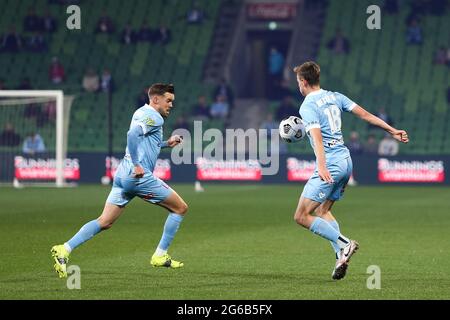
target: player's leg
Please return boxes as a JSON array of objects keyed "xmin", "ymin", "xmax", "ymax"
[
  {"xmin": 51, "ymin": 203, "xmax": 126, "ymax": 278},
  {"xmin": 51, "ymin": 177, "xmax": 132, "ymax": 278},
  {"xmin": 315, "ymin": 200, "xmax": 341, "ymax": 259},
  {"xmin": 136, "ymin": 177, "xmax": 187, "ymax": 268},
  {"xmin": 151, "ymin": 189, "xmax": 188, "ymax": 267},
  {"xmin": 326, "ymin": 157, "xmax": 359, "ymax": 280},
  {"xmin": 295, "ymin": 166, "xmax": 354, "ymax": 250},
  {"xmin": 294, "ymin": 196, "xmax": 351, "ymax": 248}
]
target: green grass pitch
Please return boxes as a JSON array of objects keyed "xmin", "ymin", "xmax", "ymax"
[{"xmin": 1, "ymin": 184, "xmax": 449, "ymax": 299}]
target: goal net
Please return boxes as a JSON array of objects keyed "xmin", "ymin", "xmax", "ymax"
[{"xmin": 0, "ymin": 90, "xmax": 75, "ymax": 187}]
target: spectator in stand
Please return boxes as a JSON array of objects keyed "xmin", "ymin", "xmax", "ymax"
[
  {"xmin": 261, "ymin": 113, "xmax": 281, "ymax": 153},
  {"xmin": 377, "ymin": 107, "xmax": 393, "ymax": 125},
  {"xmin": 406, "ymin": 18, "xmax": 423, "ymax": 45},
  {"xmin": 213, "ymin": 78, "xmax": 234, "ymax": 108},
  {"xmin": 378, "ymin": 133, "xmax": 399, "ymax": 156},
  {"xmin": 82, "ymin": 68, "xmax": 100, "ymax": 93},
  {"xmin": 136, "ymin": 86, "xmax": 149, "ymax": 107},
  {"xmin": 155, "ymin": 24, "xmax": 171, "ymax": 45},
  {"xmin": 429, "ymin": 0, "xmax": 447, "ymax": 15},
  {"xmin": 347, "ymin": 131, "xmax": 363, "ymax": 155},
  {"xmin": 273, "ymin": 78, "xmax": 296, "ymax": 101},
  {"xmin": 276, "ymin": 96, "xmax": 297, "ymax": 121},
  {"xmin": 40, "ymin": 100, "xmax": 57, "ymax": 124},
  {"xmin": 210, "ymin": 95, "xmax": 229, "ymax": 120},
  {"xmin": 26, "ymin": 32, "xmax": 47, "ymax": 52},
  {"xmin": 186, "ymin": 4, "xmax": 205, "ymax": 24},
  {"xmin": 0, "ymin": 123, "xmax": 21, "ymax": 147},
  {"xmin": 23, "ymin": 133, "xmax": 46, "ymax": 155},
  {"xmin": 100, "ymin": 68, "xmax": 114, "ymax": 93},
  {"xmin": 363, "ymin": 134, "xmax": 378, "ymax": 155},
  {"xmin": 37, "ymin": 102, "xmax": 53, "ymax": 127},
  {"xmin": 43, "ymin": 9, "xmax": 57, "ymax": 33},
  {"xmin": 192, "ymin": 95, "xmax": 211, "ymax": 121},
  {"xmin": 17, "ymin": 77, "xmax": 40, "ymax": 120},
  {"xmin": 268, "ymin": 47, "xmax": 285, "ymax": 95},
  {"xmin": 383, "ymin": 0, "xmax": 399, "ymax": 14},
  {"xmin": 175, "ymin": 116, "xmax": 190, "ymax": 131},
  {"xmin": 24, "ymin": 7, "xmax": 42, "ymax": 32},
  {"xmin": 433, "ymin": 46, "xmax": 448, "ymax": 65},
  {"xmin": 120, "ymin": 24, "xmax": 137, "ymax": 45},
  {"xmin": 95, "ymin": 10, "xmax": 115, "ymax": 34},
  {"xmin": 327, "ymin": 29, "xmax": 350, "ymax": 54},
  {"xmin": 49, "ymin": 57, "xmax": 65, "ymax": 84},
  {"xmin": 2, "ymin": 27, "xmax": 22, "ymax": 53},
  {"xmin": 369, "ymin": 107, "xmax": 393, "ymax": 131},
  {"xmin": 137, "ymin": 22, "xmax": 155, "ymax": 42},
  {"xmin": 260, "ymin": 113, "xmax": 278, "ymax": 136},
  {"xmin": 17, "ymin": 77, "xmax": 33, "ymax": 90}
]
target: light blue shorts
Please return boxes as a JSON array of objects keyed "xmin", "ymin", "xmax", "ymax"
[
  {"xmin": 301, "ymin": 157, "xmax": 353, "ymax": 203},
  {"xmin": 106, "ymin": 161, "xmax": 172, "ymax": 207}
]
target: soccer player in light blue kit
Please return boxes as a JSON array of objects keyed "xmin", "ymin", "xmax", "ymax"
[
  {"xmin": 292, "ymin": 62, "xmax": 409, "ymax": 280},
  {"xmin": 51, "ymin": 83, "xmax": 188, "ymax": 278}
]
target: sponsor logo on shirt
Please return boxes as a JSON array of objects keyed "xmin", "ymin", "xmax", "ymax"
[{"xmin": 145, "ymin": 117, "xmax": 155, "ymax": 126}]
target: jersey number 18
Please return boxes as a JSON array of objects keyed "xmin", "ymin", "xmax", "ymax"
[{"xmin": 323, "ymin": 105, "xmax": 342, "ymax": 134}]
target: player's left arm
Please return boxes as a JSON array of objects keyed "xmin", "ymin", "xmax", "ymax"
[
  {"xmin": 351, "ymin": 105, "xmax": 409, "ymax": 143},
  {"xmin": 161, "ymin": 135, "xmax": 183, "ymax": 148}
]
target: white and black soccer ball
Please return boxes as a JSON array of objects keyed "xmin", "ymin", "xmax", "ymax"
[{"xmin": 279, "ymin": 116, "xmax": 306, "ymax": 143}]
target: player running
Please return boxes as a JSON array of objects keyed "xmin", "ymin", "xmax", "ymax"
[
  {"xmin": 51, "ymin": 83, "xmax": 187, "ymax": 278},
  {"xmin": 292, "ymin": 62, "xmax": 409, "ymax": 280}
]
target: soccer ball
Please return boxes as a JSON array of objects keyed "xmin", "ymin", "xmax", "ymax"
[{"xmin": 279, "ymin": 116, "xmax": 306, "ymax": 143}]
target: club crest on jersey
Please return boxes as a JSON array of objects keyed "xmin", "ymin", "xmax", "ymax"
[{"xmin": 145, "ymin": 117, "xmax": 155, "ymax": 126}]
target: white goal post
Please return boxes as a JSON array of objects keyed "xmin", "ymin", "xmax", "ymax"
[{"xmin": 0, "ymin": 90, "xmax": 73, "ymax": 187}]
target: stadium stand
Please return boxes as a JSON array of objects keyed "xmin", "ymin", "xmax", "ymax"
[
  {"xmin": 0, "ymin": 0, "xmax": 221, "ymax": 152},
  {"xmin": 284, "ymin": 0, "xmax": 449, "ymax": 155},
  {"xmin": 1, "ymin": 0, "xmax": 448, "ymax": 155}
]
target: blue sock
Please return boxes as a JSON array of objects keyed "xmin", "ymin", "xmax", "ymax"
[
  {"xmin": 310, "ymin": 217, "xmax": 338, "ymax": 242},
  {"xmin": 329, "ymin": 220, "xmax": 341, "ymax": 259},
  {"xmin": 156, "ymin": 213, "xmax": 184, "ymax": 253},
  {"xmin": 66, "ymin": 220, "xmax": 101, "ymax": 251},
  {"xmin": 309, "ymin": 217, "xmax": 349, "ymax": 248}
]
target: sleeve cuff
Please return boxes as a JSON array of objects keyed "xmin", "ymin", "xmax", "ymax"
[
  {"xmin": 305, "ymin": 123, "xmax": 321, "ymax": 132},
  {"xmin": 348, "ymin": 103, "xmax": 357, "ymax": 111}
]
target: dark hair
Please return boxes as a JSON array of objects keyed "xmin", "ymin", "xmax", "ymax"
[
  {"xmin": 293, "ymin": 61, "xmax": 320, "ymax": 86},
  {"xmin": 148, "ymin": 83, "xmax": 175, "ymax": 97}
]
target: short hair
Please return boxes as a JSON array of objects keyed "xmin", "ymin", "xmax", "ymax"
[
  {"xmin": 293, "ymin": 61, "xmax": 320, "ymax": 86},
  {"xmin": 148, "ymin": 83, "xmax": 175, "ymax": 97}
]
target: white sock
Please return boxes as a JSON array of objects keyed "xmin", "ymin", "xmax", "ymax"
[
  {"xmin": 336, "ymin": 235, "xmax": 350, "ymax": 249},
  {"xmin": 64, "ymin": 242, "xmax": 72, "ymax": 253},
  {"xmin": 154, "ymin": 247, "xmax": 167, "ymax": 257}
]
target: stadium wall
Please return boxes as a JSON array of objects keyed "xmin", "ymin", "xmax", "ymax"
[{"xmin": 1, "ymin": 153, "xmax": 449, "ymax": 186}]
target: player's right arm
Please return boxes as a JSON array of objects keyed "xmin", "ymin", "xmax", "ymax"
[
  {"xmin": 127, "ymin": 125, "xmax": 145, "ymax": 178},
  {"xmin": 309, "ymin": 128, "xmax": 334, "ymax": 184},
  {"xmin": 351, "ymin": 105, "xmax": 409, "ymax": 143},
  {"xmin": 300, "ymin": 102, "xmax": 334, "ymax": 184}
]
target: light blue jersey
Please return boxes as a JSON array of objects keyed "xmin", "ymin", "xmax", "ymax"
[
  {"xmin": 299, "ymin": 89, "xmax": 356, "ymax": 203},
  {"xmin": 106, "ymin": 104, "xmax": 172, "ymax": 206},
  {"xmin": 124, "ymin": 104, "xmax": 165, "ymax": 172},
  {"xmin": 299, "ymin": 89, "xmax": 356, "ymax": 164}
]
